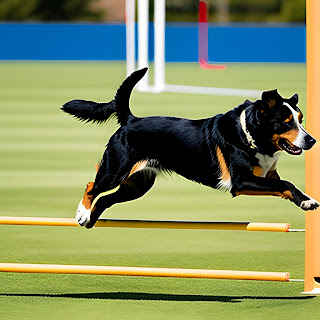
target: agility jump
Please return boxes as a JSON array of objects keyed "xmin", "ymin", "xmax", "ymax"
[
  {"xmin": 0, "ymin": 215, "xmax": 300, "ymax": 283},
  {"xmin": 0, "ymin": 216, "xmax": 297, "ymax": 283},
  {"xmin": 0, "ymin": 216, "xmax": 295, "ymax": 232},
  {"xmin": 0, "ymin": 263, "xmax": 290, "ymax": 282},
  {"xmin": 0, "ymin": 0, "xmax": 319, "ymax": 294}
]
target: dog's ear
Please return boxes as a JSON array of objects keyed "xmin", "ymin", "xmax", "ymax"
[
  {"xmin": 256, "ymin": 89, "xmax": 282, "ymax": 121},
  {"xmin": 261, "ymin": 89, "xmax": 282, "ymax": 108},
  {"xmin": 289, "ymin": 93, "xmax": 299, "ymax": 105}
]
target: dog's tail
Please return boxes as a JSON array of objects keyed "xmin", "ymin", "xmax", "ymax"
[
  {"xmin": 61, "ymin": 67, "xmax": 148, "ymax": 126},
  {"xmin": 114, "ymin": 67, "xmax": 147, "ymax": 125}
]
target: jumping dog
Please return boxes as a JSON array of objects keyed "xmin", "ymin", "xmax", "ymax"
[{"xmin": 62, "ymin": 68, "xmax": 319, "ymax": 228}]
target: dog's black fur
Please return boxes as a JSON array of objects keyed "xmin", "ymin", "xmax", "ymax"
[{"xmin": 62, "ymin": 68, "xmax": 319, "ymax": 228}]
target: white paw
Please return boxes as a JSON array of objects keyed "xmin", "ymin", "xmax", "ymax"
[
  {"xmin": 76, "ymin": 200, "xmax": 91, "ymax": 226},
  {"xmin": 300, "ymin": 198, "xmax": 320, "ymax": 211}
]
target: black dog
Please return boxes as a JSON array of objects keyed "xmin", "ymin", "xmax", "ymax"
[{"xmin": 62, "ymin": 68, "xmax": 319, "ymax": 228}]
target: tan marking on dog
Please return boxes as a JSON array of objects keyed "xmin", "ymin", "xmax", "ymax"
[
  {"xmin": 271, "ymin": 135, "xmax": 282, "ymax": 150},
  {"xmin": 283, "ymin": 190, "xmax": 293, "ymax": 200},
  {"xmin": 267, "ymin": 98, "xmax": 276, "ymax": 108},
  {"xmin": 235, "ymin": 190, "xmax": 293, "ymax": 200},
  {"xmin": 81, "ymin": 181, "xmax": 95, "ymax": 209},
  {"xmin": 279, "ymin": 128, "xmax": 299, "ymax": 142},
  {"xmin": 216, "ymin": 146, "xmax": 231, "ymax": 184},
  {"xmin": 271, "ymin": 128, "xmax": 299, "ymax": 149},
  {"xmin": 266, "ymin": 170, "xmax": 280, "ymax": 179},
  {"xmin": 253, "ymin": 166, "xmax": 263, "ymax": 177},
  {"xmin": 284, "ymin": 114, "xmax": 293, "ymax": 123},
  {"xmin": 119, "ymin": 161, "xmax": 149, "ymax": 188},
  {"xmin": 128, "ymin": 160, "xmax": 148, "ymax": 178}
]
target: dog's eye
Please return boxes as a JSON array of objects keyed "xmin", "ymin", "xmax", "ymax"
[
  {"xmin": 298, "ymin": 112, "xmax": 303, "ymax": 123},
  {"xmin": 283, "ymin": 114, "xmax": 293, "ymax": 123}
]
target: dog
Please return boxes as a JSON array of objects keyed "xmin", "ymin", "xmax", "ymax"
[{"xmin": 62, "ymin": 68, "xmax": 319, "ymax": 229}]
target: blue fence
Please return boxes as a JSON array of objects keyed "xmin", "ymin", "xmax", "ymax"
[{"xmin": 0, "ymin": 23, "xmax": 306, "ymax": 63}]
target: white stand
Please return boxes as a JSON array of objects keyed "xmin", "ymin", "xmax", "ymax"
[{"xmin": 126, "ymin": 0, "xmax": 261, "ymax": 97}]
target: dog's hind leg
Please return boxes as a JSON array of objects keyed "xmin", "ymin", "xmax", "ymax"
[
  {"xmin": 76, "ymin": 139, "xmax": 134, "ymax": 225},
  {"xmin": 77, "ymin": 160, "xmax": 158, "ymax": 228},
  {"xmin": 116, "ymin": 162, "xmax": 158, "ymax": 205}
]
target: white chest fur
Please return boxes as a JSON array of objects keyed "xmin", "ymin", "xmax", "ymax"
[{"xmin": 255, "ymin": 151, "xmax": 282, "ymax": 177}]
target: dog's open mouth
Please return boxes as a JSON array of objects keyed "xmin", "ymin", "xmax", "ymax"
[{"xmin": 278, "ymin": 138, "xmax": 302, "ymax": 155}]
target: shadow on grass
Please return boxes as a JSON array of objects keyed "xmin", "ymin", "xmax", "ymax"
[{"xmin": 0, "ymin": 292, "xmax": 316, "ymax": 303}]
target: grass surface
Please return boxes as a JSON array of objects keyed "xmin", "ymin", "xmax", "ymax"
[{"xmin": 1, "ymin": 62, "xmax": 319, "ymax": 319}]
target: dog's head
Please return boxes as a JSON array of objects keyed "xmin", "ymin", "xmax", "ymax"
[{"xmin": 253, "ymin": 90, "xmax": 316, "ymax": 155}]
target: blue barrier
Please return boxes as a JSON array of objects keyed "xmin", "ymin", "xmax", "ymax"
[
  {"xmin": 0, "ymin": 23, "xmax": 126, "ymax": 60},
  {"xmin": 207, "ymin": 24, "xmax": 306, "ymax": 63},
  {"xmin": 0, "ymin": 22, "xmax": 305, "ymax": 62}
]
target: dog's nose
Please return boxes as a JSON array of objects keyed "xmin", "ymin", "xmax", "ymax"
[{"xmin": 304, "ymin": 135, "xmax": 316, "ymax": 150}]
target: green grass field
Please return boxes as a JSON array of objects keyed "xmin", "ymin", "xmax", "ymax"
[{"xmin": 0, "ymin": 62, "xmax": 319, "ymax": 319}]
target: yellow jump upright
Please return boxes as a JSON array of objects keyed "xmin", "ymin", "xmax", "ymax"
[{"xmin": 304, "ymin": 0, "xmax": 320, "ymax": 295}]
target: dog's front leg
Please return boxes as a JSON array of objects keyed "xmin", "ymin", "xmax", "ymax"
[{"xmin": 231, "ymin": 176, "xmax": 319, "ymax": 211}]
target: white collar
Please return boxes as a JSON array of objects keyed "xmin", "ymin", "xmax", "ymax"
[{"xmin": 240, "ymin": 109, "xmax": 257, "ymax": 149}]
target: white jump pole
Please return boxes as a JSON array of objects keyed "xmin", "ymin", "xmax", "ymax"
[
  {"xmin": 126, "ymin": 0, "xmax": 136, "ymax": 77},
  {"xmin": 137, "ymin": 0, "xmax": 149, "ymax": 90},
  {"xmin": 153, "ymin": 0, "xmax": 166, "ymax": 93},
  {"xmin": 128, "ymin": 0, "xmax": 261, "ymax": 97}
]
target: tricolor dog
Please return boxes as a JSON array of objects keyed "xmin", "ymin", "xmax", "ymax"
[{"xmin": 62, "ymin": 68, "xmax": 319, "ymax": 228}]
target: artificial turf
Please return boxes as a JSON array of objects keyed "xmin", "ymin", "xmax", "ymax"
[{"xmin": 1, "ymin": 61, "xmax": 319, "ymax": 319}]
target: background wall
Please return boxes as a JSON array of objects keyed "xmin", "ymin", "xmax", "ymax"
[{"xmin": 0, "ymin": 23, "xmax": 305, "ymax": 62}]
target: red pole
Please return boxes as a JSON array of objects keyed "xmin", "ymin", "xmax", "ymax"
[{"xmin": 198, "ymin": 1, "xmax": 226, "ymax": 70}]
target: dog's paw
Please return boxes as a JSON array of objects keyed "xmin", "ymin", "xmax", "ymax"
[
  {"xmin": 76, "ymin": 200, "xmax": 91, "ymax": 226},
  {"xmin": 300, "ymin": 198, "xmax": 320, "ymax": 211}
]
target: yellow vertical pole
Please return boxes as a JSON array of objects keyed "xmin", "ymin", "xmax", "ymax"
[{"xmin": 304, "ymin": 0, "xmax": 320, "ymax": 295}]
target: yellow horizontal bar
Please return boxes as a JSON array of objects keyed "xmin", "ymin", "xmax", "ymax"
[
  {"xmin": 95, "ymin": 220, "xmax": 251, "ymax": 230},
  {"xmin": 246, "ymin": 222, "xmax": 290, "ymax": 232},
  {"xmin": 0, "ymin": 216, "xmax": 78, "ymax": 227},
  {"xmin": 0, "ymin": 263, "xmax": 290, "ymax": 282},
  {"xmin": 0, "ymin": 216, "xmax": 291, "ymax": 232}
]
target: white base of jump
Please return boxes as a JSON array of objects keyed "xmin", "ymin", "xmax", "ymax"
[
  {"xmin": 302, "ymin": 288, "xmax": 320, "ymax": 295},
  {"xmin": 137, "ymin": 83, "xmax": 261, "ymax": 98},
  {"xmin": 165, "ymin": 84, "xmax": 261, "ymax": 97}
]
